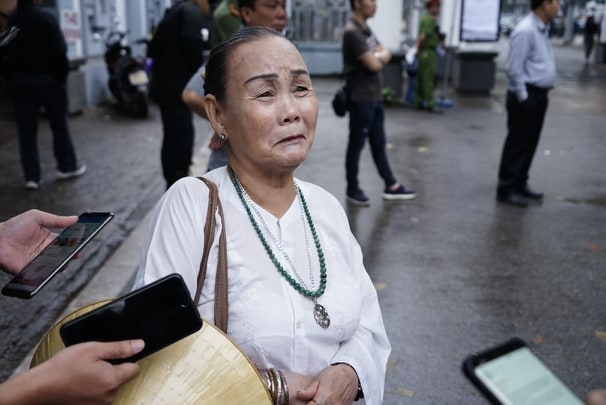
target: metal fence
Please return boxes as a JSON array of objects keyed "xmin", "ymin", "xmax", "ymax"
[{"xmin": 289, "ymin": 0, "xmax": 350, "ymax": 43}]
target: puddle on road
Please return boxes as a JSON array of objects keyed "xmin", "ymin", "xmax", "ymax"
[
  {"xmin": 556, "ymin": 194, "xmax": 606, "ymax": 206},
  {"xmin": 409, "ymin": 136, "xmax": 432, "ymax": 148},
  {"xmin": 409, "ymin": 136, "xmax": 438, "ymax": 153}
]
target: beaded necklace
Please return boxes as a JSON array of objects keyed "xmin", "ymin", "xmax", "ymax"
[{"xmin": 228, "ymin": 166, "xmax": 330, "ymax": 328}]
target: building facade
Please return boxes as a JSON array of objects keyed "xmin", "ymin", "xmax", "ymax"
[{"xmin": 1, "ymin": 0, "xmax": 415, "ymax": 110}]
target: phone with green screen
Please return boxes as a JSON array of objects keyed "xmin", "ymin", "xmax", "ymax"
[{"xmin": 462, "ymin": 337, "xmax": 583, "ymax": 405}]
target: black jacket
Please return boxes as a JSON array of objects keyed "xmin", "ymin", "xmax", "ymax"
[
  {"xmin": 148, "ymin": 1, "xmax": 206, "ymax": 102},
  {"xmin": 0, "ymin": 3, "xmax": 68, "ymax": 83}
]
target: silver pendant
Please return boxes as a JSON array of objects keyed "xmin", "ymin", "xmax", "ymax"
[{"xmin": 313, "ymin": 302, "xmax": 330, "ymax": 328}]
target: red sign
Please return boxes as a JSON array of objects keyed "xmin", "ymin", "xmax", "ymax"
[{"xmin": 61, "ymin": 10, "xmax": 82, "ymax": 42}]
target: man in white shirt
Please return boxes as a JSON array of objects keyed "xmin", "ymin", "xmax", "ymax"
[{"xmin": 496, "ymin": 0, "xmax": 559, "ymax": 207}]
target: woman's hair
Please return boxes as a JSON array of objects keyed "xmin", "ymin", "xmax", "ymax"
[{"xmin": 203, "ymin": 26, "xmax": 283, "ymax": 103}]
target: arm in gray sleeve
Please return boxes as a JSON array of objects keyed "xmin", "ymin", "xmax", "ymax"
[
  {"xmin": 185, "ymin": 64, "xmax": 206, "ymax": 95},
  {"xmin": 183, "ymin": 64, "xmax": 208, "ymax": 119},
  {"xmin": 506, "ymin": 30, "xmax": 530, "ymax": 102}
]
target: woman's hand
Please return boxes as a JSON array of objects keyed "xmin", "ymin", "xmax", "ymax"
[
  {"xmin": 295, "ymin": 364, "xmax": 358, "ymax": 405},
  {"xmin": 281, "ymin": 371, "xmax": 314, "ymax": 405}
]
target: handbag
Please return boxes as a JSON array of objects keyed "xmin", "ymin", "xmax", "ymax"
[
  {"xmin": 331, "ymin": 85, "xmax": 348, "ymax": 117},
  {"xmin": 195, "ymin": 177, "xmax": 228, "ymax": 333},
  {"xmin": 332, "ymin": 71, "xmax": 363, "ymax": 117}
]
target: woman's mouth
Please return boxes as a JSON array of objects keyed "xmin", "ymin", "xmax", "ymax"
[{"xmin": 279, "ymin": 134, "xmax": 304, "ymax": 144}]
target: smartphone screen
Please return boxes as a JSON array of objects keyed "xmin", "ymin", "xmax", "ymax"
[
  {"xmin": 463, "ymin": 338, "xmax": 583, "ymax": 405},
  {"xmin": 60, "ymin": 273, "xmax": 203, "ymax": 363},
  {"xmin": 1, "ymin": 212, "xmax": 114, "ymax": 299}
]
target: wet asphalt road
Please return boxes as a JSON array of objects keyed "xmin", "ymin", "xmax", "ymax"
[{"xmin": 1, "ymin": 38, "xmax": 605, "ymax": 403}]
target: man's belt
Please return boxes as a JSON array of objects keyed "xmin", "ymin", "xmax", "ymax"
[{"xmin": 526, "ymin": 83, "xmax": 551, "ymax": 93}]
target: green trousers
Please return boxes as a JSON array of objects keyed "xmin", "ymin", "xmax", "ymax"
[{"xmin": 414, "ymin": 49, "xmax": 437, "ymax": 109}]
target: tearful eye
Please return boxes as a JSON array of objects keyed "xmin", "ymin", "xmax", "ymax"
[{"xmin": 294, "ymin": 85, "xmax": 311, "ymax": 95}]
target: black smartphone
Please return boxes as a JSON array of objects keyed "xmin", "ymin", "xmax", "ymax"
[
  {"xmin": 59, "ymin": 273, "xmax": 203, "ymax": 363},
  {"xmin": 462, "ymin": 337, "xmax": 583, "ymax": 405},
  {"xmin": 2, "ymin": 212, "xmax": 115, "ymax": 299}
]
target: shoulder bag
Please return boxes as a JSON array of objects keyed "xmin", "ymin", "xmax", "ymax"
[
  {"xmin": 331, "ymin": 85, "xmax": 349, "ymax": 117},
  {"xmin": 195, "ymin": 176, "xmax": 228, "ymax": 333},
  {"xmin": 331, "ymin": 70, "xmax": 364, "ymax": 118}
]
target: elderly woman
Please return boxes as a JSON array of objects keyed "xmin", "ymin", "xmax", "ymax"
[{"xmin": 133, "ymin": 26, "xmax": 390, "ymax": 404}]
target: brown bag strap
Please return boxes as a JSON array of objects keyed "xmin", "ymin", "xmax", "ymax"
[{"xmin": 194, "ymin": 177, "xmax": 228, "ymax": 333}]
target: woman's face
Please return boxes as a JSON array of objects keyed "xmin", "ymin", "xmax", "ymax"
[{"xmin": 214, "ymin": 36, "xmax": 318, "ymax": 174}]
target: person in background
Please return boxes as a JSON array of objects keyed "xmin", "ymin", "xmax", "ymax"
[
  {"xmin": 496, "ymin": 0, "xmax": 559, "ymax": 207},
  {"xmin": 0, "ymin": 0, "xmax": 86, "ymax": 191},
  {"xmin": 181, "ymin": 0, "xmax": 241, "ymax": 172},
  {"xmin": 414, "ymin": 0, "xmax": 441, "ymax": 112},
  {"xmin": 583, "ymin": 14, "xmax": 599, "ymax": 62},
  {"xmin": 341, "ymin": 0, "xmax": 416, "ymax": 206},
  {"xmin": 209, "ymin": 0, "xmax": 241, "ymax": 46},
  {"xmin": 135, "ymin": 27, "xmax": 390, "ymax": 404},
  {"xmin": 147, "ymin": 0, "xmax": 209, "ymax": 189},
  {"xmin": 0, "ymin": 209, "xmax": 144, "ymax": 405},
  {"xmin": 182, "ymin": 0, "xmax": 287, "ymax": 172}
]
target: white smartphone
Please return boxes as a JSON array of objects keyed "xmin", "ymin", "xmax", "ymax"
[
  {"xmin": 1, "ymin": 212, "xmax": 114, "ymax": 299},
  {"xmin": 462, "ymin": 337, "xmax": 583, "ymax": 405}
]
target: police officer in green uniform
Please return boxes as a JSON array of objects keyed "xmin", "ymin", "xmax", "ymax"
[{"xmin": 414, "ymin": 0, "xmax": 441, "ymax": 111}]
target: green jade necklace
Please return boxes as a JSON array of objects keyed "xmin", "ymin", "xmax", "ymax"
[{"xmin": 228, "ymin": 166, "xmax": 330, "ymax": 328}]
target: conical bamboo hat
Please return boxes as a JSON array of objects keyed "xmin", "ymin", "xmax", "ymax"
[{"xmin": 31, "ymin": 300, "xmax": 271, "ymax": 404}]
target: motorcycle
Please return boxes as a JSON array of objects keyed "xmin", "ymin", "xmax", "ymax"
[{"xmin": 104, "ymin": 31, "xmax": 149, "ymax": 118}]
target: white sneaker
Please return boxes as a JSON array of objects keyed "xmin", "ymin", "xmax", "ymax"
[
  {"xmin": 57, "ymin": 164, "xmax": 86, "ymax": 180},
  {"xmin": 25, "ymin": 180, "xmax": 40, "ymax": 190}
]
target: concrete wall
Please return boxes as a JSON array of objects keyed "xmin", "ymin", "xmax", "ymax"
[{"xmin": 296, "ymin": 0, "xmax": 403, "ymax": 76}]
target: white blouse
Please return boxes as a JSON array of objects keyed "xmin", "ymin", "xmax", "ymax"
[{"xmin": 133, "ymin": 168, "xmax": 391, "ymax": 404}]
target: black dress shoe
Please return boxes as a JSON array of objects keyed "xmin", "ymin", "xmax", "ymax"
[
  {"xmin": 497, "ymin": 192, "xmax": 528, "ymax": 207},
  {"xmin": 519, "ymin": 185, "xmax": 543, "ymax": 199}
]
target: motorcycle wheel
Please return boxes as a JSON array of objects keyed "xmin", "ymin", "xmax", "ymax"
[{"xmin": 132, "ymin": 92, "xmax": 149, "ymax": 118}]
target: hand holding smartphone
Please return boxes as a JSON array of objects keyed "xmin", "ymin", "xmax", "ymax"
[
  {"xmin": 59, "ymin": 273, "xmax": 203, "ymax": 363},
  {"xmin": 1, "ymin": 212, "xmax": 114, "ymax": 299},
  {"xmin": 462, "ymin": 337, "xmax": 584, "ymax": 405}
]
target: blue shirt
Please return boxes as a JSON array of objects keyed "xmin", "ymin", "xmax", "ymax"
[{"xmin": 506, "ymin": 13, "xmax": 556, "ymax": 101}]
